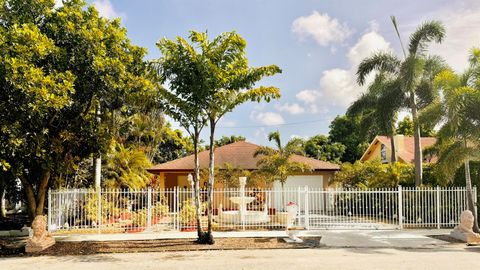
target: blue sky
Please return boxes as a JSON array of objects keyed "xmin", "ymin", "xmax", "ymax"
[{"xmin": 82, "ymin": 0, "xmax": 480, "ymax": 146}]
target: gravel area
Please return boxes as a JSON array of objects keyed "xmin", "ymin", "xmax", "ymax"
[{"xmin": 1, "ymin": 237, "xmax": 322, "ymax": 257}]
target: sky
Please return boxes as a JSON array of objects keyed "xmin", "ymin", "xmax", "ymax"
[{"xmin": 79, "ymin": 0, "xmax": 480, "ymax": 146}]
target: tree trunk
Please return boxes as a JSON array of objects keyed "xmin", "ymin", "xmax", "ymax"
[
  {"xmin": 410, "ymin": 95, "xmax": 423, "ymax": 186},
  {"xmin": 192, "ymin": 131, "xmax": 204, "ymax": 241},
  {"xmin": 206, "ymin": 120, "xmax": 216, "ymax": 244},
  {"xmin": 35, "ymin": 170, "xmax": 50, "ymax": 216},
  {"xmin": 20, "ymin": 170, "xmax": 50, "ymax": 222},
  {"xmin": 389, "ymin": 131, "xmax": 397, "ymax": 163},
  {"xmin": 0, "ymin": 187, "xmax": 6, "ymax": 219},
  {"xmin": 465, "ymin": 159, "xmax": 479, "ymax": 233}
]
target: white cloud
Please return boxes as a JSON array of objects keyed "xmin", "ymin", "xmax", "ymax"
[
  {"xmin": 295, "ymin": 89, "xmax": 323, "ymax": 113},
  {"xmin": 93, "ymin": 0, "xmax": 125, "ymax": 20},
  {"xmin": 292, "ymin": 11, "xmax": 352, "ymax": 46},
  {"xmin": 251, "ymin": 111, "xmax": 285, "ymax": 126},
  {"xmin": 318, "ymin": 29, "xmax": 392, "ymax": 107},
  {"xmin": 426, "ymin": 2, "xmax": 480, "ymax": 71},
  {"xmin": 296, "ymin": 89, "xmax": 321, "ymax": 104},
  {"xmin": 275, "ymin": 103, "xmax": 305, "ymax": 115}
]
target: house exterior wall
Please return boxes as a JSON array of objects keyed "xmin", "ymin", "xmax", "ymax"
[{"xmin": 361, "ymin": 141, "xmax": 393, "ymax": 163}]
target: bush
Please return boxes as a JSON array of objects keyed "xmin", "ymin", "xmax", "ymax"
[{"xmin": 333, "ymin": 160, "xmax": 415, "ymax": 188}]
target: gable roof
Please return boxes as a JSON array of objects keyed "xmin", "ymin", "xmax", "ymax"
[
  {"xmin": 361, "ymin": 135, "xmax": 437, "ymax": 163},
  {"xmin": 147, "ymin": 141, "xmax": 340, "ymax": 173}
]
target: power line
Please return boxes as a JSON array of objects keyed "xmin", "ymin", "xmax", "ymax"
[{"xmin": 170, "ymin": 118, "xmax": 327, "ymax": 129}]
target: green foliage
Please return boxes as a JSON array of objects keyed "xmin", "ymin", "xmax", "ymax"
[
  {"xmin": 211, "ymin": 135, "xmax": 246, "ymax": 149},
  {"xmin": 355, "ymin": 17, "xmax": 446, "ymax": 185},
  {"xmin": 333, "ymin": 160, "xmax": 415, "ymax": 188},
  {"xmin": 84, "ymin": 193, "xmax": 121, "ymax": 223},
  {"xmin": 255, "ymin": 131, "xmax": 311, "ymax": 186},
  {"xmin": 396, "ymin": 116, "xmax": 414, "ymax": 136},
  {"xmin": 179, "ymin": 199, "xmax": 205, "ymax": 226},
  {"xmin": 154, "ymin": 125, "xmax": 193, "ymax": 164},
  {"xmin": 0, "ymin": 0, "xmax": 154, "ymax": 219},
  {"xmin": 396, "ymin": 116, "xmax": 435, "ymax": 137},
  {"xmin": 104, "ymin": 141, "xmax": 153, "ymax": 189},
  {"xmin": 303, "ymin": 135, "xmax": 345, "ymax": 164},
  {"xmin": 329, "ymin": 115, "xmax": 369, "ymax": 163},
  {"xmin": 422, "ymin": 55, "xmax": 480, "ymax": 199},
  {"xmin": 208, "ymin": 162, "xmax": 265, "ymax": 188}
]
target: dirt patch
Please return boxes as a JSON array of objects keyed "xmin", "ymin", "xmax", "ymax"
[{"xmin": 1, "ymin": 237, "xmax": 322, "ymax": 257}]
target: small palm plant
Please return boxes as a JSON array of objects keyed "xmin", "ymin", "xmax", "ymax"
[{"xmin": 254, "ymin": 131, "xmax": 311, "ymax": 210}]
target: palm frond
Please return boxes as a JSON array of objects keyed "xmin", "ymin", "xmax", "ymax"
[
  {"xmin": 356, "ymin": 52, "xmax": 401, "ymax": 85},
  {"xmin": 408, "ymin": 20, "xmax": 445, "ymax": 56}
]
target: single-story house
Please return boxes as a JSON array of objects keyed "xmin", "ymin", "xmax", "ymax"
[
  {"xmin": 360, "ymin": 135, "xmax": 437, "ymax": 164},
  {"xmin": 147, "ymin": 141, "xmax": 340, "ymax": 189}
]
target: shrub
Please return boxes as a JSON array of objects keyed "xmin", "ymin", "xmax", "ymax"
[{"xmin": 333, "ymin": 160, "xmax": 415, "ymax": 188}]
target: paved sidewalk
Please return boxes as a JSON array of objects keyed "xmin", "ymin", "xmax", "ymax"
[{"xmin": 56, "ymin": 229, "xmax": 453, "ymax": 249}]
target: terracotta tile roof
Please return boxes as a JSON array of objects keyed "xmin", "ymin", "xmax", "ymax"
[
  {"xmin": 147, "ymin": 141, "xmax": 340, "ymax": 173},
  {"xmin": 375, "ymin": 135, "xmax": 437, "ymax": 163}
]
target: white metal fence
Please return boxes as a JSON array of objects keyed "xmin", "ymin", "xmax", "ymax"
[{"xmin": 47, "ymin": 186, "xmax": 476, "ymax": 233}]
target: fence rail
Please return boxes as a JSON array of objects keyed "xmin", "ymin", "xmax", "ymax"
[{"xmin": 47, "ymin": 186, "xmax": 476, "ymax": 233}]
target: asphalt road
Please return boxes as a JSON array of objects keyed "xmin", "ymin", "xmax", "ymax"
[{"xmin": 3, "ymin": 247, "xmax": 480, "ymax": 270}]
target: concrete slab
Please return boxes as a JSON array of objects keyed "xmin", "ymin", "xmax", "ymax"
[{"xmin": 55, "ymin": 229, "xmax": 454, "ymax": 249}]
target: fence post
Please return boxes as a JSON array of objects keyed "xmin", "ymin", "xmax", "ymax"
[
  {"xmin": 436, "ymin": 186, "xmax": 441, "ymax": 229},
  {"xmin": 47, "ymin": 189, "xmax": 52, "ymax": 232},
  {"xmin": 147, "ymin": 187, "xmax": 152, "ymax": 231},
  {"xmin": 304, "ymin": 186, "xmax": 309, "ymax": 230},
  {"xmin": 398, "ymin": 185, "xmax": 403, "ymax": 229},
  {"xmin": 97, "ymin": 188, "xmax": 101, "ymax": 233},
  {"xmin": 174, "ymin": 187, "xmax": 179, "ymax": 231}
]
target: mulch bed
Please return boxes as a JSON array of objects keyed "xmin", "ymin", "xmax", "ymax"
[{"xmin": 0, "ymin": 237, "xmax": 322, "ymax": 257}]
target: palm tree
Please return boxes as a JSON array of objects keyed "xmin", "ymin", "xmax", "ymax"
[
  {"xmin": 254, "ymin": 131, "xmax": 311, "ymax": 209},
  {"xmin": 421, "ymin": 49, "xmax": 480, "ymax": 232},
  {"xmin": 349, "ymin": 73, "xmax": 404, "ymax": 162},
  {"xmin": 356, "ymin": 17, "xmax": 446, "ymax": 185}
]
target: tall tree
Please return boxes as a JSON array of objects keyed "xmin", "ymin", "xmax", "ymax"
[
  {"xmin": 357, "ymin": 17, "xmax": 446, "ymax": 185},
  {"xmin": 349, "ymin": 73, "xmax": 404, "ymax": 162},
  {"xmin": 421, "ymin": 51, "xmax": 480, "ymax": 231},
  {"xmin": 152, "ymin": 33, "xmax": 209, "ymax": 242},
  {"xmin": 303, "ymin": 135, "xmax": 346, "ymax": 164},
  {"xmin": 178, "ymin": 31, "xmax": 281, "ymax": 244},
  {"xmin": 0, "ymin": 0, "xmax": 154, "ymax": 220},
  {"xmin": 328, "ymin": 115, "xmax": 369, "ymax": 163}
]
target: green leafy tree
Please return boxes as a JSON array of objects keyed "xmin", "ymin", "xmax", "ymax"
[
  {"xmin": 328, "ymin": 115, "xmax": 369, "ymax": 163},
  {"xmin": 0, "ymin": 0, "xmax": 154, "ymax": 220},
  {"xmin": 165, "ymin": 31, "xmax": 281, "ymax": 244},
  {"xmin": 303, "ymin": 135, "xmax": 346, "ymax": 164},
  {"xmin": 254, "ymin": 131, "xmax": 311, "ymax": 209},
  {"xmin": 421, "ymin": 51, "xmax": 480, "ymax": 231},
  {"xmin": 154, "ymin": 125, "xmax": 193, "ymax": 164},
  {"xmin": 357, "ymin": 17, "xmax": 446, "ymax": 185},
  {"xmin": 104, "ymin": 141, "xmax": 153, "ymax": 189},
  {"xmin": 396, "ymin": 116, "xmax": 414, "ymax": 136},
  {"xmin": 349, "ymin": 73, "xmax": 404, "ymax": 162},
  {"xmin": 152, "ymin": 32, "xmax": 209, "ymax": 241},
  {"xmin": 396, "ymin": 116, "xmax": 435, "ymax": 136}
]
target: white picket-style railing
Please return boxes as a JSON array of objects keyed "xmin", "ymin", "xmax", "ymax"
[{"xmin": 47, "ymin": 186, "xmax": 477, "ymax": 233}]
